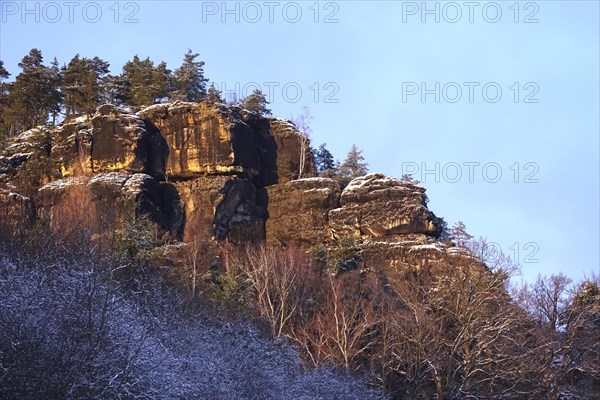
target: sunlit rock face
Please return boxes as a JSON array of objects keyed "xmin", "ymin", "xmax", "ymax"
[
  {"xmin": 136, "ymin": 102, "xmax": 316, "ymax": 184},
  {"xmin": 1, "ymin": 102, "xmax": 447, "ymax": 254},
  {"xmin": 265, "ymin": 177, "xmax": 340, "ymax": 246},
  {"xmin": 37, "ymin": 172, "xmax": 184, "ymax": 239},
  {"xmin": 329, "ymin": 174, "xmax": 442, "ymax": 239},
  {"xmin": 51, "ymin": 105, "xmax": 169, "ymax": 179}
]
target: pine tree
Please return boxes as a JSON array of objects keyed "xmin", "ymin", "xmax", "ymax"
[
  {"xmin": 315, "ymin": 143, "xmax": 335, "ymax": 175},
  {"xmin": 61, "ymin": 55, "xmax": 110, "ymax": 116},
  {"xmin": 172, "ymin": 50, "xmax": 208, "ymax": 102},
  {"xmin": 48, "ymin": 58, "xmax": 63, "ymax": 124},
  {"xmin": 205, "ymin": 83, "xmax": 223, "ymax": 104},
  {"xmin": 0, "ymin": 61, "xmax": 8, "ymax": 81},
  {"xmin": 449, "ymin": 221, "xmax": 473, "ymax": 247},
  {"xmin": 339, "ymin": 144, "xmax": 368, "ymax": 179},
  {"xmin": 0, "ymin": 60, "xmax": 11, "ymax": 143},
  {"xmin": 120, "ymin": 55, "xmax": 171, "ymax": 107},
  {"xmin": 242, "ymin": 89, "xmax": 271, "ymax": 116},
  {"xmin": 5, "ymin": 49, "xmax": 63, "ymax": 133},
  {"xmin": 104, "ymin": 74, "xmax": 131, "ymax": 106}
]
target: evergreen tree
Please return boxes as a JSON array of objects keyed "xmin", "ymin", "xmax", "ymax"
[
  {"xmin": 205, "ymin": 83, "xmax": 223, "ymax": 104},
  {"xmin": 0, "ymin": 61, "xmax": 8, "ymax": 81},
  {"xmin": 242, "ymin": 89, "xmax": 271, "ymax": 116},
  {"xmin": 61, "ymin": 55, "xmax": 110, "ymax": 116},
  {"xmin": 339, "ymin": 144, "xmax": 368, "ymax": 179},
  {"xmin": 120, "ymin": 55, "xmax": 171, "ymax": 106},
  {"xmin": 5, "ymin": 49, "xmax": 63, "ymax": 133},
  {"xmin": 48, "ymin": 58, "xmax": 63, "ymax": 124},
  {"xmin": 104, "ymin": 74, "xmax": 131, "ymax": 106},
  {"xmin": 172, "ymin": 49, "xmax": 208, "ymax": 102},
  {"xmin": 0, "ymin": 61, "xmax": 11, "ymax": 143},
  {"xmin": 314, "ymin": 143, "xmax": 335, "ymax": 175},
  {"xmin": 449, "ymin": 221, "xmax": 473, "ymax": 247}
]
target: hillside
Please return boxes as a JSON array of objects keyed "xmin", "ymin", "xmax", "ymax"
[{"xmin": 0, "ymin": 101, "xmax": 598, "ymax": 399}]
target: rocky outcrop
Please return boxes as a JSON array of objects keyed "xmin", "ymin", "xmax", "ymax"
[
  {"xmin": 268, "ymin": 119, "xmax": 317, "ymax": 184},
  {"xmin": 262, "ymin": 173, "xmax": 445, "ymax": 270},
  {"xmin": 2, "ymin": 101, "xmax": 321, "ymax": 242},
  {"xmin": 137, "ymin": 102, "xmax": 315, "ymax": 184},
  {"xmin": 38, "ymin": 172, "xmax": 184, "ymax": 238},
  {"xmin": 264, "ymin": 174, "xmax": 441, "ymax": 246},
  {"xmin": 265, "ymin": 178, "xmax": 340, "ymax": 246},
  {"xmin": 0, "ymin": 103, "xmax": 445, "ymax": 254},
  {"xmin": 52, "ymin": 105, "xmax": 169, "ymax": 178},
  {"xmin": 174, "ymin": 176, "xmax": 266, "ymax": 243},
  {"xmin": 329, "ymin": 174, "xmax": 442, "ymax": 239},
  {"xmin": 0, "ymin": 189, "xmax": 35, "ymax": 236}
]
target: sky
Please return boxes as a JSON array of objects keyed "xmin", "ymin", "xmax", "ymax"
[{"xmin": 1, "ymin": 0, "xmax": 598, "ymax": 283}]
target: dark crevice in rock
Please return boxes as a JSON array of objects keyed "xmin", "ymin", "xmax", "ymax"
[
  {"xmin": 213, "ymin": 180, "xmax": 266, "ymax": 243},
  {"xmin": 141, "ymin": 120, "xmax": 169, "ymax": 181}
]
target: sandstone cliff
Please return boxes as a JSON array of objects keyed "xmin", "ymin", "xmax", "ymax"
[{"xmin": 0, "ymin": 101, "xmax": 448, "ymax": 270}]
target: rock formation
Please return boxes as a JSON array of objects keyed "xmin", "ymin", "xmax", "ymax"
[{"xmin": 0, "ymin": 101, "xmax": 450, "ymax": 270}]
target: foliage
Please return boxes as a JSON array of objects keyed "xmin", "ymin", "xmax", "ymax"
[
  {"xmin": 449, "ymin": 220, "xmax": 473, "ymax": 247},
  {"xmin": 340, "ymin": 144, "xmax": 368, "ymax": 178},
  {"xmin": 0, "ymin": 60, "xmax": 11, "ymax": 144},
  {"xmin": 172, "ymin": 49, "xmax": 208, "ymax": 102},
  {"xmin": 4, "ymin": 49, "xmax": 62, "ymax": 133},
  {"xmin": 205, "ymin": 83, "xmax": 223, "ymax": 103},
  {"xmin": 336, "ymin": 144, "xmax": 368, "ymax": 188},
  {"xmin": 11, "ymin": 128, "xmax": 58, "ymax": 195},
  {"xmin": 314, "ymin": 143, "xmax": 336, "ymax": 175},
  {"xmin": 119, "ymin": 55, "xmax": 171, "ymax": 106},
  {"xmin": 311, "ymin": 238, "xmax": 362, "ymax": 275},
  {"xmin": 61, "ymin": 54, "xmax": 110, "ymax": 116},
  {"xmin": 242, "ymin": 89, "xmax": 272, "ymax": 116}
]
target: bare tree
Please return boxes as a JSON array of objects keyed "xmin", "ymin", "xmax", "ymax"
[{"xmin": 292, "ymin": 107, "xmax": 312, "ymax": 179}]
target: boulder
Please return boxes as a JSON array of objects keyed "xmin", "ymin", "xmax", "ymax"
[{"xmin": 329, "ymin": 174, "xmax": 442, "ymax": 239}]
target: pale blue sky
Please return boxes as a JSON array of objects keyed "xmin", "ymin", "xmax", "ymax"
[{"xmin": 1, "ymin": 1, "xmax": 598, "ymax": 282}]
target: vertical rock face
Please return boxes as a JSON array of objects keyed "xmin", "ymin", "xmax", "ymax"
[
  {"xmin": 137, "ymin": 102, "xmax": 241, "ymax": 178},
  {"xmin": 265, "ymin": 178, "xmax": 340, "ymax": 246},
  {"xmin": 0, "ymin": 189, "xmax": 35, "ymax": 236},
  {"xmin": 52, "ymin": 117, "xmax": 94, "ymax": 176},
  {"xmin": 37, "ymin": 172, "xmax": 185, "ymax": 239},
  {"xmin": 268, "ymin": 119, "xmax": 317, "ymax": 184},
  {"xmin": 0, "ymin": 102, "xmax": 445, "ymax": 257},
  {"xmin": 137, "ymin": 102, "xmax": 316, "ymax": 184},
  {"xmin": 52, "ymin": 105, "xmax": 169, "ymax": 179},
  {"xmin": 174, "ymin": 175, "xmax": 266, "ymax": 243},
  {"xmin": 263, "ymin": 174, "xmax": 444, "ymax": 269}
]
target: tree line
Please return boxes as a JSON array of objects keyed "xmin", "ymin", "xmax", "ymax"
[
  {"xmin": 0, "ymin": 48, "xmax": 373, "ymax": 186},
  {"xmin": 0, "ymin": 48, "xmax": 275, "ymax": 142}
]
